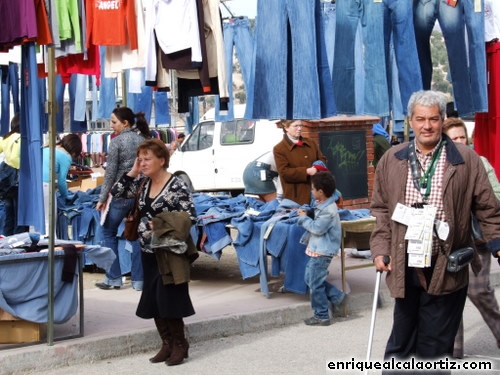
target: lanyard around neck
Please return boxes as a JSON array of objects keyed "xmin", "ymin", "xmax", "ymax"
[{"xmin": 408, "ymin": 140, "xmax": 446, "ymax": 201}]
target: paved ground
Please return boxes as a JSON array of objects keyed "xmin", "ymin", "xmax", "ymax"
[{"xmin": 27, "ymin": 287, "xmax": 500, "ymax": 375}]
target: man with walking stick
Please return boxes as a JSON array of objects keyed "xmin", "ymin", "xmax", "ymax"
[{"xmin": 370, "ymin": 90, "xmax": 500, "ymax": 374}]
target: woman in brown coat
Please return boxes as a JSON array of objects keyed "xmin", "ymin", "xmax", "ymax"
[{"xmin": 273, "ymin": 120, "xmax": 327, "ymax": 205}]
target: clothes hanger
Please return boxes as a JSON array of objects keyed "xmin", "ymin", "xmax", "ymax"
[{"xmin": 220, "ymin": 0, "xmax": 244, "ymax": 20}]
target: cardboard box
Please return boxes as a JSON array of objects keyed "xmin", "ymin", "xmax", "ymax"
[
  {"xmin": 0, "ymin": 309, "xmax": 46, "ymax": 344},
  {"xmin": 80, "ymin": 175, "xmax": 104, "ymax": 191},
  {"xmin": 67, "ymin": 179, "xmax": 81, "ymax": 190},
  {"xmin": 68, "ymin": 172, "xmax": 104, "ymax": 192}
]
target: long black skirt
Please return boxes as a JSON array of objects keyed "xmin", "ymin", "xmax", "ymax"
[{"xmin": 136, "ymin": 251, "xmax": 195, "ymax": 319}]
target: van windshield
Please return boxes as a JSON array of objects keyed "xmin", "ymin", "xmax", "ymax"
[{"xmin": 221, "ymin": 119, "xmax": 255, "ymax": 145}]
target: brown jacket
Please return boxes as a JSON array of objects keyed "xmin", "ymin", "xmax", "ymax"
[
  {"xmin": 273, "ymin": 135, "xmax": 326, "ymax": 205},
  {"xmin": 370, "ymin": 136, "xmax": 500, "ymax": 298}
]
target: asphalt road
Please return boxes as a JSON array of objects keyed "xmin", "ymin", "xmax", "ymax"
[{"xmin": 30, "ymin": 287, "xmax": 500, "ymax": 375}]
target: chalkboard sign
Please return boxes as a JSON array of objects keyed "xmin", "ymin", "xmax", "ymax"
[{"xmin": 319, "ymin": 130, "xmax": 367, "ymax": 200}]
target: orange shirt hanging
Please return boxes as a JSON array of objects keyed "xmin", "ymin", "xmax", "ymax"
[{"xmin": 86, "ymin": 0, "xmax": 138, "ymax": 50}]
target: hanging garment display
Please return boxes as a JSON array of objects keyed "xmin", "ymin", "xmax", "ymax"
[
  {"xmin": 251, "ymin": 0, "xmax": 321, "ymax": 120},
  {"xmin": 382, "ymin": 0, "xmax": 423, "ymax": 115},
  {"xmin": 18, "ymin": 42, "xmax": 45, "ymax": 232},
  {"xmin": 414, "ymin": 0, "xmax": 487, "ymax": 117},
  {"xmin": 333, "ymin": 0, "xmax": 389, "ymax": 117},
  {"xmin": 215, "ymin": 16, "xmax": 255, "ymax": 122}
]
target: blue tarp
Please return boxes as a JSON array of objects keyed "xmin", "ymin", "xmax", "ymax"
[{"xmin": 0, "ymin": 245, "xmax": 115, "ymax": 324}]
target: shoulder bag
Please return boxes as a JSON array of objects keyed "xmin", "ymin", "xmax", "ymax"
[{"xmin": 124, "ymin": 178, "xmax": 147, "ymax": 241}]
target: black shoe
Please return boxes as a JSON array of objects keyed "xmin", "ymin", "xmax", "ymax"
[
  {"xmin": 95, "ymin": 282, "xmax": 120, "ymax": 290},
  {"xmin": 304, "ymin": 316, "xmax": 331, "ymax": 326}
]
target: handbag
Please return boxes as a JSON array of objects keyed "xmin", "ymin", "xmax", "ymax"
[
  {"xmin": 446, "ymin": 247, "xmax": 474, "ymax": 273},
  {"xmin": 123, "ymin": 179, "xmax": 147, "ymax": 241}
]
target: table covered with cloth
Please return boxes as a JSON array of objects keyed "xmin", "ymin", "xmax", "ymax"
[{"xmin": 0, "ymin": 245, "xmax": 115, "ymax": 324}]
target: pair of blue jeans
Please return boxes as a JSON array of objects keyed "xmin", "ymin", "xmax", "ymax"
[
  {"xmin": 98, "ymin": 47, "xmax": 117, "ymax": 119},
  {"xmin": 116, "ymin": 235, "xmax": 144, "ymax": 290},
  {"xmin": 215, "ymin": 17, "xmax": 254, "ymax": 122},
  {"xmin": 100, "ymin": 197, "xmax": 141, "ymax": 287},
  {"xmin": 383, "ymin": 0, "xmax": 423, "ymax": 115},
  {"xmin": 1, "ymin": 63, "xmax": 20, "ymax": 135},
  {"xmin": 413, "ymin": 0, "xmax": 487, "ymax": 116},
  {"xmin": 334, "ymin": 0, "xmax": 389, "ymax": 116},
  {"xmin": 154, "ymin": 91, "xmax": 171, "ymax": 125},
  {"xmin": 126, "ymin": 68, "xmax": 153, "ymax": 123},
  {"xmin": 251, "ymin": 0, "xmax": 321, "ymax": 120},
  {"xmin": 319, "ymin": 2, "xmax": 365, "ymax": 115},
  {"xmin": 55, "ymin": 75, "xmax": 87, "ymax": 133},
  {"xmin": 304, "ymin": 255, "xmax": 344, "ymax": 321},
  {"xmin": 315, "ymin": 1, "xmax": 337, "ymax": 118}
]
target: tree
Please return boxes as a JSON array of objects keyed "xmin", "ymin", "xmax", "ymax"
[{"xmin": 430, "ymin": 30, "xmax": 452, "ymax": 96}]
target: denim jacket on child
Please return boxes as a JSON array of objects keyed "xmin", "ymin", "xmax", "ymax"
[{"xmin": 297, "ymin": 196, "xmax": 341, "ymax": 257}]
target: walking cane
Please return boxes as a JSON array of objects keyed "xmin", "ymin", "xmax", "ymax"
[{"xmin": 365, "ymin": 255, "xmax": 390, "ymax": 375}]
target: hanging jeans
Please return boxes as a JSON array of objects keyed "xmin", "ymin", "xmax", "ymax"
[
  {"xmin": 19, "ymin": 43, "xmax": 45, "ymax": 233},
  {"xmin": 55, "ymin": 75, "xmax": 66, "ymax": 133},
  {"xmin": 69, "ymin": 74, "xmax": 88, "ymax": 132},
  {"xmin": 98, "ymin": 47, "xmax": 117, "ymax": 119},
  {"xmin": 389, "ymin": 47, "xmax": 410, "ymax": 139},
  {"xmin": 382, "ymin": 0, "xmax": 423, "ymax": 115},
  {"xmin": 126, "ymin": 84, "xmax": 153, "ymax": 123},
  {"xmin": 183, "ymin": 96, "xmax": 199, "ymax": 134},
  {"xmin": 1, "ymin": 63, "xmax": 20, "ymax": 134},
  {"xmin": 155, "ymin": 91, "xmax": 171, "ymax": 125},
  {"xmin": 315, "ymin": 0, "xmax": 337, "ymax": 118},
  {"xmin": 334, "ymin": 0, "xmax": 389, "ymax": 116},
  {"xmin": 319, "ymin": 2, "xmax": 365, "ymax": 116},
  {"xmin": 251, "ymin": 0, "xmax": 321, "ymax": 120},
  {"xmin": 413, "ymin": 0, "xmax": 487, "ymax": 117},
  {"xmin": 215, "ymin": 16, "xmax": 254, "ymax": 122}
]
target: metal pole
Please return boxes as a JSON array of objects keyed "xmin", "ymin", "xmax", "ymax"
[
  {"xmin": 121, "ymin": 71, "xmax": 127, "ymax": 107},
  {"xmin": 46, "ymin": 46, "xmax": 57, "ymax": 346}
]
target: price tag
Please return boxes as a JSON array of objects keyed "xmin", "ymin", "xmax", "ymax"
[{"xmin": 475, "ymin": 0, "xmax": 482, "ymax": 12}]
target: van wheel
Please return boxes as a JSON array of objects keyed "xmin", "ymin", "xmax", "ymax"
[{"xmin": 176, "ymin": 173, "xmax": 195, "ymax": 193}]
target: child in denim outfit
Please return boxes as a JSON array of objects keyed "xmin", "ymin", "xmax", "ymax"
[{"xmin": 297, "ymin": 171, "xmax": 346, "ymax": 326}]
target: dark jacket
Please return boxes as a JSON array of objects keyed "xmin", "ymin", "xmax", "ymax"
[
  {"xmin": 152, "ymin": 211, "xmax": 198, "ymax": 285},
  {"xmin": 370, "ymin": 135, "xmax": 500, "ymax": 298},
  {"xmin": 273, "ymin": 135, "xmax": 326, "ymax": 205}
]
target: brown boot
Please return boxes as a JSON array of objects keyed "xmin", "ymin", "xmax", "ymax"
[
  {"xmin": 166, "ymin": 319, "xmax": 189, "ymax": 366},
  {"xmin": 149, "ymin": 318, "xmax": 172, "ymax": 363}
]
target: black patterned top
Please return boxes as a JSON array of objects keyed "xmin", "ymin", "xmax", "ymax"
[{"xmin": 111, "ymin": 174, "xmax": 196, "ymax": 251}]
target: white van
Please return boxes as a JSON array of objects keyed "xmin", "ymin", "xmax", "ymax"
[{"xmin": 169, "ymin": 105, "xmax": 283, "ymax": 194}]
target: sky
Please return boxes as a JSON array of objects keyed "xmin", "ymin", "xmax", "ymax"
[{"xmin": 220, "ymin": 0, "xmax": 257, "ymax": 19}]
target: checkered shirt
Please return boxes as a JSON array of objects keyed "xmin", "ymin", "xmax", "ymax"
[{"xmin": 405, "ymin": 142, "xmax": 447, "ymax": 254}]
